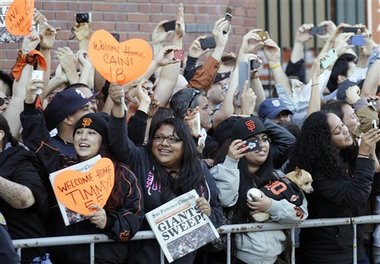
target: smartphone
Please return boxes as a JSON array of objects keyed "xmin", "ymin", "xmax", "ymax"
[
  {"xmin": 320, "ymin": 49, "xmax": 337, "ymax": 69},
  {"xmin": 223, "ymin": 7, "xmax": 232, "ymax": 34},
  {"xmin": 258, "ymin": 31, "xmax": 269, "ymax": 41},
  {"xmin": 32, "ymin": 70, "xmax": 44, "ymax": 81},
  {"xmin": 309, "ymin": 26, "xmax": 327, "ymax": 35},
  {"xmin": 372, "ymin": 120, "xmax": 378, "ymax": 129},
  {"xmin": 349, "ymin": 35, "xmax": 365, "ymax": 46},
  {"xmin": 237, "ymin": 61, "xmax": 250, "ymax": 105},
  {"xmin": 173, "ymin": 49, "xmax": 185, "ymax": 61},
  {"xmin": 76, "ymin": 13, "xmax": 91, "ymax": 23},
  {"xmin": 246, "ymin": 138, "xmax": 261, "ymax": 152},
  {"xmin": 250, "ymin": 59, "xmax": 261, "ymax": 71},
  {"xmin": 224, "ymin": 7, "xmax": 232, "ymax": 21},
  {"xmin": 111, "ymin": 32, "xmax": 120, "ymax": 41},
  {"xmin": 200, "ymin": 36, "xmax": 216, "ymax": 50},
  {"xmin": 162, "ymin": 20, "xmax": 176, "ymax": 32},
  {"xmin": 342, "ymin": 27, "xmax": 362, "ymax": 33}
]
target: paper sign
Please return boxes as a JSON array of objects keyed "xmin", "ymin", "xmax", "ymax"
[
  {"xmin": 53, "ymin": 158, "xmax": 115, "ymax": 215},
  {"xmin": 5, "ymin": 0, "xmax": 34, "ymax": 36},
  {"xmin": 88, "ymin": 29, "xmax": 153, "ymax": 84}
]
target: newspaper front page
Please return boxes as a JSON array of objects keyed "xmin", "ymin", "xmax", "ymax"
[{"xmin": 146, "ymin": 189, "xmax": 219, "ymax": 263}]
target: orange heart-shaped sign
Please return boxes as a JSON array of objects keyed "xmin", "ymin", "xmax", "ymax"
[
  {"xmin": 5, "ymin": 0, "xmax": 34, "ymax": 36},
  {"xmin": 53, "ymin": 158, "xmax": 115, "ymax": 215},
  {"xmin": 88, "ymin": 30, "xmax": 153, "ymax": 85}
]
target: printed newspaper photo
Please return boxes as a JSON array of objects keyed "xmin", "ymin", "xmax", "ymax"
[{"xmin": 146, "ymin": 189, "xmax": 220, "ymax": 263}]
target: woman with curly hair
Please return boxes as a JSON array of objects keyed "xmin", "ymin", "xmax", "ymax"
[{"xmin": 287, "ymin": 111, "xmax": 380, "ymax": 264}]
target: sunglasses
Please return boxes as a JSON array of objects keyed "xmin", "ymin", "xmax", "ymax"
[{"xmin": 187, "ymin": 89, "xmax": 201, "ymax": 109}]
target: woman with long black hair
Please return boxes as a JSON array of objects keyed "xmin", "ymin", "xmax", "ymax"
[
  {"xmin": 210, "ymin": 115, "xmax": 307, "ymax": 264},
  {"xmin": 287, "ymin": 111, "xmax": 380, "ymax": 264},
  {"xmin": 107, "ymin": 83, "xmax": 224, "ymax": 264}
]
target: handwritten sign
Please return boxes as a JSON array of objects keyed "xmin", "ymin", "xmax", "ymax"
[
  {"xmin": 5, "ymin": 0, "xmax": 34, "ymax": 36},
  {"xmin": 88, "ymin": 30, "xmax": 153, "ymax": 85},
  {"xmin": 53, "ymin": 158, "xmax": 115, "ymax": 215}
]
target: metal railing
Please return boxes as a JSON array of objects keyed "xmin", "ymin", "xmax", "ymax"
[{"xmin": 13, "ymin": 215, "xmax": 380, "ymax": 264}]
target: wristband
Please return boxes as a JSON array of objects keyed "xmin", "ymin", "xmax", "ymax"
[{"xmin": 269, "ymin": 63, "xmax": 281, "ymax": 70}]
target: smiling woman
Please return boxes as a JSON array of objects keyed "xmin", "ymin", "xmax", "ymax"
[
  {"xmin": 107, "ymin": 84, "xmax": 224, "ymax": 264},
  {"xmin": 21, "ymin": 111, "xmax": 144, "ymax": 264},
  {"xmin": 287, "ymin": 111, "xmax": 380, "ymax": 264}
]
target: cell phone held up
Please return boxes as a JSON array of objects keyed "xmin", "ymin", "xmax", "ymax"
[
  {"xmin": 348, "ymin": 35, "xmax": 365, "ymax": 46},
  {"xmin": 257, "ymin": 31, "xmax": 269, "ymax": 41},
  {"xmin": 223, "ymin": 7, "xmax": 232, "ymax": 34},
  {"xmin": 342, "ymin": 27, "xmax": 364, "ymax": 33},
  {"xmin": 200, "ymin": 36, "xmax": 216, "ymax": 50},
  {"xmin": 173, "ymin": 49, "xmax": 185, "ymax": 61},
  {"xmin": 162, "ymin": 20, "xmax": 176, "ymax": 32},
  {"xmin": 320, "ymin": 49, "xmax": 338, "ymax": 69},
  {"xmin": 250, "ymin": 59, "xmax": 261, "ymax": 71},
  {"xmin": 224, "ymin": 7, "xmax": 232, "ymax": 21},
  {"xmin": 245, "ymin": 138, "xmax": 261, "ymax": 152},
  {"xmin": 76, "ymin": 13, "xmax": 91, "ymax": 23},
  {"xmin": 309, "ymin": 26, "xmax": 327, "ymax": 35}
]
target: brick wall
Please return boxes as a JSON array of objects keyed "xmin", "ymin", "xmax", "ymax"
[{"xmin": 0, "ymin": 0, "xmax": 257, "ymax": 72}]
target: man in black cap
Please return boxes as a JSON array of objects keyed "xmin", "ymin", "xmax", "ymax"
[{"xmin": 21, "ymin": 83, "xmax": 94, "ymax": 158}]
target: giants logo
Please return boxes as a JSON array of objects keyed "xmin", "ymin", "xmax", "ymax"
[
  {"xmin": 245, "ymin": 120, "xmax": 256, "ymax": 132},
  {"xmin": 82, "ymin": 117, "xmax": 92, "ymax": 128}
]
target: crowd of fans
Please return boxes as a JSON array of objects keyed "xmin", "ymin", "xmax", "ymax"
[{"xmin": 0, "ymin": 4, "xmax": 379, "ymax": 264}]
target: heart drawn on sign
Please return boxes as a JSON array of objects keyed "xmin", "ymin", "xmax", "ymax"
[
  {"xmin": 53, "ymin": 158, "xmax": 115, "ymax": 215},
  {"xmin": 88, "ymin": 30, "xmax": 153, "ymax": 85},
  {"xmin": 5, "ymin": 0, "xmax": 35, "ymax": 36}
]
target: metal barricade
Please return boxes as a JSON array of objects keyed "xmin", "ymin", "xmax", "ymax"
[{"xmin": 13, "ymin": 215, "xmax": 380, "ymax": 264}]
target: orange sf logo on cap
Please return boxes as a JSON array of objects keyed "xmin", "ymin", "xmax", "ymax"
[
  {"xmin": 82, "ymin": 118, "xmax": 92, "ymax": 128},
  {"xmin": 245, "ymin": 120, "xmax": 256, "ymax": 132}
]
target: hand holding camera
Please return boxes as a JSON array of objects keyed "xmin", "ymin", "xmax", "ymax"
[
  {"xmin": 227, "ymin": 139, "xmax": 248, "ymax": 161},
  {"xmin": 294, "ymin": 23, "xmax": 314, "ymax": 43},
  {"xmin": 212, "ymin": 18, "xmax": 230, "ymax": 50},
  {"xmin": 154, "ymin": 46, "xmax": 182, "ymax": 67},
  {"xmin": 152, "ymin": 21, "xmax": 175, "ymax": 45},
  {"xmin": 223, "ymin": 7, "xmax": 232, "ymax": 34},
  {"xmin": 72, "ymin": 13, "xmax": 92, "ymax": 41},
  {"xmin": 238, "ymin": 29, "xmax": 265, "ymax": 56},
  {"xmin": 263, "ymin": 38, "xmax": 281, "ymax": 64}
]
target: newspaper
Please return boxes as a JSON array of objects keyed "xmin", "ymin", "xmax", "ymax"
[
  {"xmin": 145, "ymin": 189, "xmax": 220, "ymax": 263},
  {"xmin": 49, "ymin": 155, "xmax": 101, "ymax": 226}
]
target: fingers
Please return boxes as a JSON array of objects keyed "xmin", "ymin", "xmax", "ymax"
[
  {"xmin": 196, "ymin": 198, "xmax": 211, "ymax": 216},
  {"xmin": 229, "ymin": 139, "xmax": 248, "ymax": 159}
]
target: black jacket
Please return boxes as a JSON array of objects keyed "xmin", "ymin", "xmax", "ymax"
[
  {"xmin": 20, "ymin": 103, "xmax": 144, "ymax": 264},
  {"xmin": 108, "ymin": 113, "xmax": 224, "ymax": 264},
  {"xmin": 0, "ymin": 145, "xmax": 49, "ymax": 263},
  {"xmin": 299, "ymin": 158, "xmax": 374, "ymax": 264}
]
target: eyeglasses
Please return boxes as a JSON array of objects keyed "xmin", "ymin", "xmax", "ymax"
[
  {"xmin": 153, "ymin": 135, "xmax": 182, "ymax": 144},
  {"xmin": 187, "ymin": 89, "xmax": 201, "ymax": 109}
]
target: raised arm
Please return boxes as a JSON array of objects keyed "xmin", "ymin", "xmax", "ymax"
[
  {"xmin": 4, "ymin": 31, "xmax": 40, "ymax": 137},
  {"xmin": 154, "ymin": 4, "xmax": 184, "ymax": 106},
  {"xmin": 187, "ymin": 18, "xmax": 230, "ymax": 90},
  {"xmin": 263, "ymin": 38, "xmax": 292, "ymax": 96}
]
